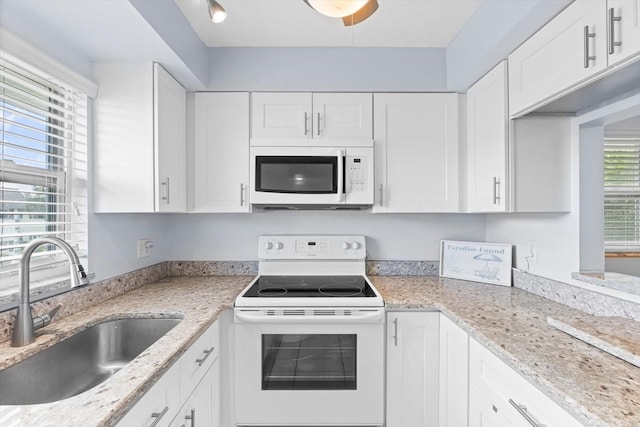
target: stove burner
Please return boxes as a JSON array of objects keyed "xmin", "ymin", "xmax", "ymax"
[
  {"xmin": 318, "ymin": 284, "xmax": 364, "ymax": 297},
  {"xmin": 258, "ymin": 287, "xmax": 288, "ymax": 296}
]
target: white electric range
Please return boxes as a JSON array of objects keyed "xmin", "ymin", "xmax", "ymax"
[{"xmin": 234, "ymin": 235, "xmax": 385, "ymax": 427}]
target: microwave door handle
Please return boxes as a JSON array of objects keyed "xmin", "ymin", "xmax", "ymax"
[{"xmin": 337, "ymin": 150, "xmax": 344, "ymax": 202}]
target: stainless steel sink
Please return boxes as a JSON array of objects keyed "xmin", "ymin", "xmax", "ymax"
[{"xmin": 0, "ymin": 317, "xmax": 181, "ymax": 405}]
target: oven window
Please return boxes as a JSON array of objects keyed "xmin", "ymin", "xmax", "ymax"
[
  {"xmin": 262, "ymin": 334, "xmax": 356, "ymax": 390},
  {"xmin": 255, "ymin": 156, "xmax": 337, "ymax": 193}
]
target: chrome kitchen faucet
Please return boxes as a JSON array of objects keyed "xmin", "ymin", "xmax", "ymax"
[{"xmin": 11, "ymin": 237, "xmax": 89, "ymax": 347}]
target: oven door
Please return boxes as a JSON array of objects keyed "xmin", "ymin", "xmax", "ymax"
[
  {"xmin": 234, "ymin": 309, "xmax": 384, "ymax": 426},
  {"xmin": 250, "ymin": 146, "xmax": 345, "ymax": 205}
]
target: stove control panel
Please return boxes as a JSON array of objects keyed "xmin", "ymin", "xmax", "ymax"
[{"xmin": 259, "ymin": 235, "xmax": 366, "ymax": 260}]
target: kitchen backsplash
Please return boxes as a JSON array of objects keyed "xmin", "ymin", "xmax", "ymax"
[{"xmin": 0, "ymin": 260, "xmax": 440, "ymax": 343}]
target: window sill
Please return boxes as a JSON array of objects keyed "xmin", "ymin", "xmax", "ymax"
[{"xmin": 605, "ymin": 252, "xmax": 640, "ymax": 258}]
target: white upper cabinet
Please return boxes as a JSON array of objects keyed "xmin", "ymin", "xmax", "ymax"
[
  {"xmin": 509, "ymin": 0, "xmax": 607, "ymax": 116},
  {"xmin": 467, "ymin": 62, "xmax": 572, "ymax": 213},
  {"xmin": 194, "ymin": 93, "xmax": 250, "ymax": 212},
  {"xmin": 607, "ymin": 0, "xmax": 640, "ymax": 66},
  {"xmin": 251, "ymin": 92, "xmax": 372, "ymax": 139},
  {"xmin": 373, "ymin": 93, "xmax": 460, "ymax": 213},
  {"xmin": 467, "ymin": 61, "xmax": 509, "ymax": 212},
  {"xmin": 94, "ymin": 62, "xmax": 186, "ymax": 213}
]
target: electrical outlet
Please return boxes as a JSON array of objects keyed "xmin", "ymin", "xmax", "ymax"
[
  {"xmin": 137, "ymin": 239, "xmax": 153, "ymax": 258},
  {"xmin": 527, "ymin": 241, "xmax": 538, "ymax": 262}
]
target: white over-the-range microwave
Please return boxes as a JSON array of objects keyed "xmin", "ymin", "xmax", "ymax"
[{"xmin": 249, "ymin": 138, "xmax": 374, "ymax": 208}]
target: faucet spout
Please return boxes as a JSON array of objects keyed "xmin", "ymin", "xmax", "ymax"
[{"xmin": 12, "ymin": 237, "xmax": 89, "ymax": 347}]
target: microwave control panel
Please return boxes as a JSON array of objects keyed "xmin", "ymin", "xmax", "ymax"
[{"xmin": 347, "ymin": 156, "xmax": 368, "ymax": 193}]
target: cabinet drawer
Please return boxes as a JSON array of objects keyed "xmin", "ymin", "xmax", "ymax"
[
  {"xmin": 469, "ymin": 339, "xmax": 582, "ymax": 427},
  {"xmin": 179, "ymin": 321, "xmax": 220, "ymax": 401},
  {"xmin": 116, "ymin": 363, "xmax": 180, "ymax": 427}
]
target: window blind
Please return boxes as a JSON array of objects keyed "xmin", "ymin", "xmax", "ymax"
[
  {"xmin": 0, "ymin": 51, "xmax": 88, "ymax": 296},
  {"xmin": 604, "ymin": 138, "xmax": 640, "ymax": 252}
]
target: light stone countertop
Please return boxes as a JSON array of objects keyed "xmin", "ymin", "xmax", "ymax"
[
  {"xmin": 1, "ymin": 274, "xmax": 639, "ymax": 426},
  {"xmin": 372, "ymin": 276, "xmax": 640, "ymax": 427},
  {"xmin": 0, "ymin": 276, "xmax": 253, "ymax": 427}
]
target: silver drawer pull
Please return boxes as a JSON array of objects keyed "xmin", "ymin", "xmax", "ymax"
[
  {"xmin": 195, "ymin": 346, "xmax": 215, "ymax": 366},
  {"xmin": 583, "ymin": 25, "xmax": 596, "ymax": 68},
  {"xmin": 185, "ymin": 408, "xmax": 196, "ymax": 427},
  {"xmin": 150, "ymin": 406, "xmax": 169, "ymax": 427},
  {"xmin": 609, "ymin": 8, "xmax": 621, "ymax": 54},
  {"xmin": 509, "ymin": 399, "xmax": 546, "ymax": 427},
  {"xmin": 393, "ymin": 317, "xmax": 398, "ymax": 346}
]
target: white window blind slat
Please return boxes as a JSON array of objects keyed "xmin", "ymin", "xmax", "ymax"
[
  {"xmin": 0, "ymin": 50, "xmax": 88, "ymax": 296},
  {"xmin": 604, "ymin": 138, "xmax": 640, "ymax": 252}
]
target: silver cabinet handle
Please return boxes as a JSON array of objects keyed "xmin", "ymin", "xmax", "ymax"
[
  {"xmin": 393, "ymin": 317, "xmax": 398, "ymax": 346},
  {"xmin": 493, "ymin": 177, "xmax": 501, "ymax": 205},
  {"xmin": 317, "ymin": 112, "xmax": 321, "ymax": 136},
  {"xmin": 239, "ymin": 183, "xmax": 245, "ymax": 206},
  {"xmin": 379, "ymin": 184, "xmax": 384, "ymax": 207},
  {"xmin": 508, "ymin": 399, "xmax": 545, "ymax": 427},
  {"xmin": 161, "ymin": 177, "xmax": 170, "ymax": 204},
  {"xmin": 304, "ymin": 112, "xmax": 309, "ymax": 136},
  {"xmin": 185, "ymin": 408, "xmax": 196, "ymax": 427},
  {"xmin": 609, "ymin": 7, "xmax": 622, "ymax": 54},
  {"xmin": 150, "ymin": 406, "xmax": 169, "ymax": 427},
  {"xmin": 195, "ymin": 346, "xmax": 215, "ymax": 366},
  {"xmin": 583, "ymin": 25, "xmax": 596, "ymax": 68}
]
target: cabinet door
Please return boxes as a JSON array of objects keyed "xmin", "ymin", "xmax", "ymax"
[
  {"xmin": 116, "ymin": 363, "xmax": 180, "ymax": 427},
  {"xmin": 509, "ymin": 0, "xmax": 607, "ymax": 115},
  {"xmin": 608, "ymin": 0, "xmax": 640, "ymax": 66},
  {"xmin": 386, "ymin": 312, "xmax": 439, "ymax": 427},
  {"xmin": 439, "ymin": 315, "xmax": 469, "ymax": 427},
  {"xmin": 469, "ymin": 339, "xmax": 583, "ymax": 427},
  {"xmin": 467, "ymin": 61, "xmax": 508, "ymax": 212},
  {"xmin": 373, "ymin": 93, "xmax": 459, "ymax": 213},
  {"xmin": 171, "ymin": 361, "xmax": 219, "ymax": 427},
  {"xmin": 312, "ymin": 93, "xmax": 372, "ymax": 139},
  {"xmin": 251, "ymin": 92, "xmax": 312, "ymax": 139},
  {"xmin": 154, "ymin": 63, "xmax": 187, "ymax": 212},
  {"xmin": 194, "ymin": 93, "xmax": 250, "ymax": 212},
  {"xmin": 468, "ymin": 383, "xmax": 513, "ymax": 427}
]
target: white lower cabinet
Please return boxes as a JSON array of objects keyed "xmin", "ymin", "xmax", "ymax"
[
  {"xmin": 386, "ymin": 311, "xmax": 440, "ymax": 426},
  {"xmin": 117, "ymin": 318, "xmax": 222, "ymax": 427},
  {"xmin": 116, "ymin": 362, "xmax": 180, "ymax": 427},
  {"xmin": 469, "ymin": 338, "xmax": 582, "ymax": 427},
  {"xmin": 170, "ymin": 360, "xmax": 220, "ymax": 427},
  {"xmin": 439, "ymin": 314, "xmax": 469, "ymax": 427}
]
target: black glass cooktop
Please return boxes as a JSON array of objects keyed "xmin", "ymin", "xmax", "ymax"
[{"xmin": 243, "ymin": 275, "xmax": 377, "ymax": 298}]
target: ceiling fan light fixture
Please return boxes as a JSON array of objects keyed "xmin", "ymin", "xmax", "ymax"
[
  {"xmin": 207, "ymin": 0, "xmax": 227, "ymax": 23},
  {"xmin": 343, "ymin": 0, "xmax": 378, "ymax": 26},
  {"xmin": 305, "ymin": 0, "xmax": 369, "ymax": 18}
]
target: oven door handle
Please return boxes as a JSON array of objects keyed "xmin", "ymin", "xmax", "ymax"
[{"xmin": 235, "ymin": 310, "xmax": 384, "ymax": 324}]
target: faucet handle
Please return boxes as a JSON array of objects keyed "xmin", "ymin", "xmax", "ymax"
[{"xmin": 33, "ymin": 304, "xmax": 63, "ymax": 331}]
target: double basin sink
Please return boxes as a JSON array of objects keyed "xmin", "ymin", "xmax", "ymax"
[{"xmin": 0, "ymin": 317, "xmax": 181, "ymax": 405}]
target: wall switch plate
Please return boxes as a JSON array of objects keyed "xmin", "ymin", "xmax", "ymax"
[{"xmin": 137, "ymin": 238, "xmax": 153, "ymax": 258}]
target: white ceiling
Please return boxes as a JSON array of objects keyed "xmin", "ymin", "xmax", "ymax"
[{"xmin": 175, "ymin": 0, "xmax": 482, "ymax": 48}]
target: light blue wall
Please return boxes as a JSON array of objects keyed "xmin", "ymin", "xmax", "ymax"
[
  {"xmin": 446, "ymin": 0, "xmax": 573, "ymax": 91},
  {"xmin": 0, "ymin": 1, "xmax": 94, "ymax": 78},
  {"xmin": 166, "ymin": 212, "xmax": 486, "ymax": 261},
  {"xmin": 207, "ymin": 47, "xmax": 447, "ymax": 91},
  {"xmin": 129, "ymin": 0, "xmax": 209, "ymax": 87}
]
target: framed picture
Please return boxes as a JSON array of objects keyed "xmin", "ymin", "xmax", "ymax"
[{"xmin": 439, "ymin": 240, "xmax": 513, "ymax": 287}]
